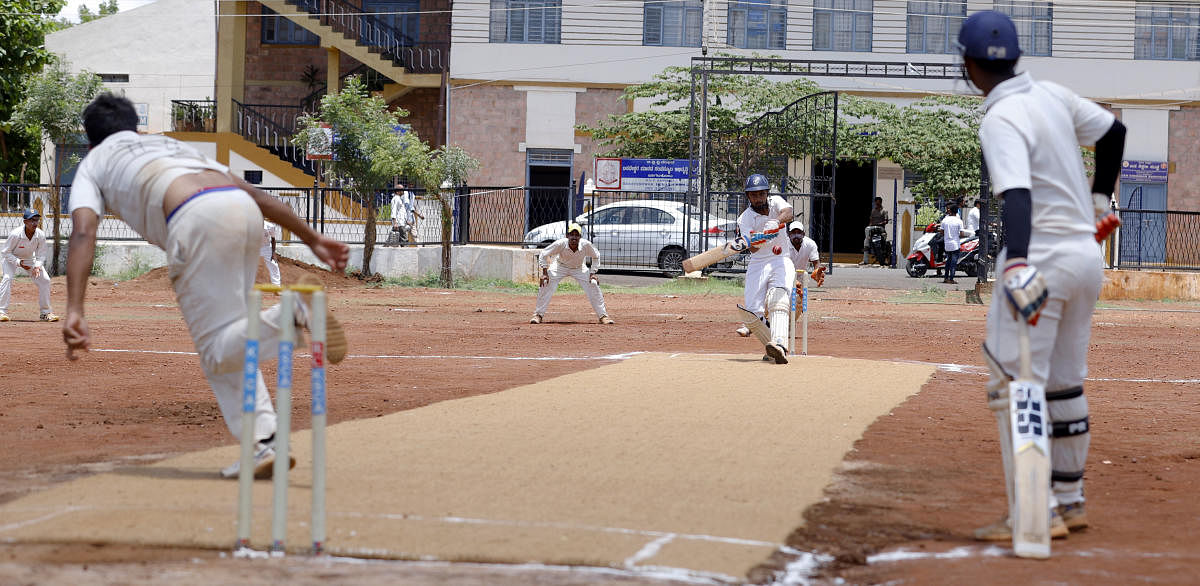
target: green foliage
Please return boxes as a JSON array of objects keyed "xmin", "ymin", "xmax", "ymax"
[
  {"xmin": 111, "ymin": 254, "xmax": 156, "ymax": 281},
  {"xmin": 577, "ymin": 56, "xmax": 988, "ymax": 205},
  {"xmin": 915, "ymin": 203, "xmax": 945, "ymax": 226},
  {"xmin": 78, "ymin": 0, "xmax": 118, "ymax": 23},
  {"xmin": 9, "ymin": 55, "xmax": 104, "ymax": 164},
  {"xmin": 91, "ymin": 243, "xmax": 106, "ymax": 276},
  {"xmin": 0, "ymin": 1, "xmax": 67, "ymax": 182}
]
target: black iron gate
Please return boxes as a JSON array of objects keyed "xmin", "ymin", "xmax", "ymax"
[{"xmin": 698, "ymin": 91, "xmax": 839, "ymax": 271}]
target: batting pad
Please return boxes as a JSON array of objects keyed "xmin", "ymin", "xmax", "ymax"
[{"xmin": 0, "ymin": 353, "xmax": 934, "ymax": 582}]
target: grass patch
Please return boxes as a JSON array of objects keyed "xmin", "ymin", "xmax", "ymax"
[
  {"xmin": 111, "ymin": 254, "xmax": 157, "ymax": 281},
  {"xmin": 889, "ymin": 285, "xmax": 948, "ymax": 304}
]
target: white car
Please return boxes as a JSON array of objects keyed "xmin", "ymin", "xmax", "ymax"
[{"xmin": 523, "ymin": 200, "xmax": 737, "ymax": 275}]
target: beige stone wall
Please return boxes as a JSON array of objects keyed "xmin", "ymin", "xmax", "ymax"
[
  {"xmin": 449, "ymin": 85, "xmax": 527, "ymax": 186},
  {"xmin": 1168, "ymin": 106, "xmax": 1200, "ymax": 212},
  {"xmin": 574, "ymin": 88, "xmax": 628, "ymax": 180}
]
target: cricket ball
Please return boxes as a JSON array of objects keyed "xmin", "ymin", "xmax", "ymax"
[{"xmin": 772, "ymin": 245, "xmax": 782, "ymax": 255}]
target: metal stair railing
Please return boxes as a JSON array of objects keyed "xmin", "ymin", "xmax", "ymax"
[
  {"xmin": 234, "ymin": 100, "xmax": 316, "ymax": 175},
  {"xmin": 285, "ymin": 0, "xmax": 447, "ymax": 73}
]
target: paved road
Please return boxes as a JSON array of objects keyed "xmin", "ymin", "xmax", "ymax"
[{"xmin": 601, "ymin": 264, "xmax": 993, "ymax": 290}]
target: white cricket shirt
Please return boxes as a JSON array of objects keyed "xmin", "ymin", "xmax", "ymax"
[
  {"xmin": 737, "ymin": 195, "xmax": 793, "ymax": 262},
  {"xmin": 539, "ymin": 237, "xmax": 601, "ymax": 272},
  {"xmin": 788, "ymin": 235, "xmax": 820, "ymax": 268},
  {"xmin": 3, "ymin": 226, "xmax": 48, "ymax": 267},
  {"xmin": 69, "ymin": 131, "xmax": 231, "ymax": 249},
  {"xmin": 979, "ymin": 73, "xmax": 1115, "ymax": 238}
]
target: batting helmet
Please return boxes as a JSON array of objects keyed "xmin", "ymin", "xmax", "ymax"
[
  {"xmin": 956, "ymin": 10, "xmax": 1021, "ymax": 61},
  {"xmin": 744, "ymin": 174, "xmax": 769, "ymax": 192}
]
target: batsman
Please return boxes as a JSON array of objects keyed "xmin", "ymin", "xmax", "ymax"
[
  {"xmin": 735, "ymin": 173, "xmax": 794, "ymax": 365},
  {"xmin": 958, "ymin": 11, "xmax": 1126, "ymax": 550}
]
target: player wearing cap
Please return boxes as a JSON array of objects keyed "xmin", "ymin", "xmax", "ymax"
[
  {"xmin": 958, "ymin": 10, "xmax": 1126, "ymax": 541},
  {"xmin": 1, "ymin": 209, "xmax": 58, "ymax": 322},
  {"xmin": 736, "ymin": 173, "xmax": 794, "ymax": 364},
  {"xmin": 786, "ymin": 221, "xmax": 825, "ymax": 287},
  {"xmin": 530, "ymin": 222, "xmax": 613, "ymax": 325}
]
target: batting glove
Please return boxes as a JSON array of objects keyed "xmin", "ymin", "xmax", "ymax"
[
  {"xmin": 1093, "ymin": 193, "xmax": 1120, "ymax": 242},
  {"xmin": 1002, "ymin": 258, "xmax": 1048, "ymax": 325}
]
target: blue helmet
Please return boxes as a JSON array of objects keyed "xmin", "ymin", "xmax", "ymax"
[
  {"xmin": 956, "ymin": 10, "xmax": 1021, "ymax": 61},
  {"xmin": 744, "ymin": 173, "xmax": 769, "ymax": 192}
]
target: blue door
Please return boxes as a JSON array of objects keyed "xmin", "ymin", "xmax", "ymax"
[
  {"xmin": 1119, "ymin": 182, "xmax": 1167, "ymax": 265},
  {"xmin": 363, "ymin": 0, "xmax": 420, "ymax": 46}
]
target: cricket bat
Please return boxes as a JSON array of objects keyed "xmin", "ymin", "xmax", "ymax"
[
  {"xmin": 1009, "ymin": 319, "xmax": 1051, "ymax": 559},
  {"xmin": 682, "ymin": 237, "xmax": 750, "ymax": 274}
]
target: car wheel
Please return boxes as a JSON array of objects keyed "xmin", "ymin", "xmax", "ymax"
[
  {"xmin": 906, "ymin": 258, "xmax": 928, "ymax": 278},
  {"xmin": 658, "ymin": 246, "xmax": 686, "ymax": 277}
]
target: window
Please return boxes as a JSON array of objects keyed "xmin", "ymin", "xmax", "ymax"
[
  {"xmin": 490, "ymin": 0, "xmax": 562, "ymax": 43},
  {"xmin": 813, "ymin": 0, "xmax": 873, "ymax": 52},
  {"xmin": 1135, "ymin": 3, "xmax": 1200, "ymax": 60},
  {"xmin": 907, "ymin": 0, "xmax": 965, "ymax": 54},
  {"xmin": 99, "ymin": 73, "xmax": 129, "ymax": 83},
  {"xmin": 364, "ymin": 0, "xmax": 420, "ymax": 47},
  {"xmin": 261, "ymin": 6, "xmax": 319, "ymax": 45},
  {"xmin": 993, "ymin": 1, "xmax": 1051, "ymax": 56},
  {"xmin": 727, "ymin": 0, "xmax": 786, "ymax": 50},
  {"xmin": 644, "ymin": 0, "xmax": 702, "ymax": 47}
]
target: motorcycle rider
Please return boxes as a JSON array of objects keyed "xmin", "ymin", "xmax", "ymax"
[{"xmin": 861, "ymin": 196, "xmax": 889, "ymax": 265}]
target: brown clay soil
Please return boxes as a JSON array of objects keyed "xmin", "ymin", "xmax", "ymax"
[{"xmin": 2, "ymin": 257, "xmax": 1199, "ymax": 584}]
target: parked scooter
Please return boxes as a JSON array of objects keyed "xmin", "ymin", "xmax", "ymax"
[
  {"xmin": 867, "ymin": 225, "xmax": 894, "ymax": 266},
  {"xmin": 905, "ymin": 222, "xmax": 982, "ymax": 278}
]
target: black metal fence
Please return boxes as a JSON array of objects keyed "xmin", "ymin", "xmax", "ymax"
[{"xmin": 1111, "ymin": 208, "xmax": 1200, "ymax": 271}]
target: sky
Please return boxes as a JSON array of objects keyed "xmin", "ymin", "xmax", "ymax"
[{"xmin": 56, "ymin": 0, "xmax": 157, "ymax": 23}]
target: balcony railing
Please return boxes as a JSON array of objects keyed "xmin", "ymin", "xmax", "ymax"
[
  {"xmin": 286, "ymin": 0, "xmax": 448, "ymax": 73},
  {"xmin": 171, "ymin": 99, "xmax": 215, "ymax": 132},
  {"xmin": 234, "ymin": 100, "xmax": 315, "ymax": 175}
]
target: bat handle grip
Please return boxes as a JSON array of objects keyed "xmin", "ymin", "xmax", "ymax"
[{"xmin": 1017, "ymin": 320, "xmax": 1033, "ymax": 381}]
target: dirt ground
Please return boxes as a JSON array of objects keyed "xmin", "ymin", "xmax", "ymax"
[{"xmin": 2, "ymin": 258, "xmax": 1199, "ymax": 584}]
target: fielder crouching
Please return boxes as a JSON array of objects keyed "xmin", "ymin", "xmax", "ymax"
[
  {"xmin": 530, "ymin": 222, "xmax": 614, "ymax": 325},
  {"xmin": 735, "ymin": 173, "xmax": 793, "ymax": 365}
]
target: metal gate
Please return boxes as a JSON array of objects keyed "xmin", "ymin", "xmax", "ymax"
[{"xmin": 699, "ymin": 91, "xmax": 839, "ymax": 271}]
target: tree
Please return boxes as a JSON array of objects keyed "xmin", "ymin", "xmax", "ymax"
[
  {"xmin": 0, "ymin": 1, "xmax": 67, "ymax": 182},
  {"xmin": 8, "ymin": 55, "xmax": 103, "ymax": 274},
  {"xmin": 78, "ymin": 0, "xmax": 119, "ymax": 23},
  {"xmin": 405, "ymin": 145, "xmax": 479, "ymax": 288},
  {"xmin": 577, "ymin": 58, "xmax": 988, "ymax": 204}
]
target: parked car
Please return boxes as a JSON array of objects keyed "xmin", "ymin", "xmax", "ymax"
[{"xmin": 522, "ymin": 200, "xmax": 737, "ymax": 275}]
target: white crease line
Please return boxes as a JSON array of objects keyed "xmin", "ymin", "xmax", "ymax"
[
  {"xmin": 92, "ymin": 349, "xmax": 646, "ymax": 362},
  {"xmin": 94, "ymin": 348, "xmax": 198, "ymax": 356},
  {"xmin": 868, "ymin": 545, "xmax": 1008, "ymax": 563},
  {"xmin": 0, "ymin": 507, "xmax": 86, "ymax": 533},
  {"xmin": 896, "ymin": 359, "xmax": 1200, "ymax": 385},
  {"xmin": 624, "ymin": 534, "xmax": 676, "ymax": 568}
]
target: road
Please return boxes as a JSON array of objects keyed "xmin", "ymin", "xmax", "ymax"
[{"xmin": 601, "ymin": 264, "xmax": 993, "ymax": 290}]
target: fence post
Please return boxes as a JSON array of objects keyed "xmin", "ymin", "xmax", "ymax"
[{"xmin": 457, "ymin": 185, "xmax": 470, "ymax": 244}]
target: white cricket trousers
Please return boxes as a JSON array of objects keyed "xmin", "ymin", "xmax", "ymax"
[
  {"xmin": 743, "ymin": 255, "xmax": 796, "ymax": 318},
  {"xmin": 0, "ymin": 259, "xmax": 53, "ymax": 315},
  {"xmin": 166, "ymin": 187, "xmax": 290, "ymax": 443},
  {"xmin": 535, "ymin": 264, "xmax": 608, "ymax": 319},
  {"xmin": 985, "ymin": 234, "xmax": 1102, "ymax": 506},
  {"xmin": 260, "ymin": 246, "xmax": 281, "ymax": 285}
]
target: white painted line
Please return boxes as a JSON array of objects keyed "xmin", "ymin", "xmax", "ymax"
[
  {"xmin": 624, "ymin": 533, "xmax": 676, "ymax": 567},
  {"xmin": 868, "ymin": 545, "xmax": 1008, "ymax": 563},
  {"xmin": 0, "ymin": 507, "xmax": 85, "ymax": 533},
  {"xmin": 896, "ymin": 359, "xmax": 1200, "ymax": 385}
]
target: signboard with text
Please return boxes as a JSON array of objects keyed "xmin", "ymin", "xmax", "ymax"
[
  {"xmin": 594, "ymin": 158, "xmax": 690, "ymax": 192},
  {"xmin": 1120, "ymin": 160, "xmax": 1168, "ymax": 183}
]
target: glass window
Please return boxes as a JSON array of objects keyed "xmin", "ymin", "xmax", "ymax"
[
  {"xmin": 907, "ymin": 0, "xmax": 965, "ymax": 54},
  {"xmin": 727, "ymin": 0, "xmax": 787, "ymax": 50},
  {"xmin": 993, "ymin": 1, "xmax": 1052, "ymax": 56},
  {"xmin": 813, "ymin": 0, "xmax": 873, "ymax": 52},
  {"xmin": 261, "ymin": 6, "xmax": 320, "ymax": 45},
  {"xmin": 490, "ymin": 0, "xmax": 562, "ymax": 43},
  {"xmin": 364, "ymin": 0, "xmax": 420, "ymax": 46},
  {"xmin": 594, "ymin": 209, "xmax": 624, "ymax": 225},
  {"xmin": 644, "ymin": 0, "xmax": 703, "ymax": 47},
  {"xmin": 1135, "ymin": 3, "xmax": 1200, "ymax": 60}
]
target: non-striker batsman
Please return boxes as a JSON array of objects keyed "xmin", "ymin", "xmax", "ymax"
[{"xmin": 958, "ymin": 11, "xmax": 1126, "ymax": 543}]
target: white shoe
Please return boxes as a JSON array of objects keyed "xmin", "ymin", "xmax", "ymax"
[
  {"xmin": 0, "ymin": 313, "xmax": 9, "ymax": 322},
  {"xmin": 765, "ymin": 343, "xmax": 788, "ymax": 365},
  {"xmin": 293, "ymin": 275, "xmax": 347, "ymax": 364},
  {"xmin": 736, "ymin": 325, "xmax": 751, "ymax": 337},
  {"xmin": 220, "ymin": 442, "xmax": 294, "ymax": 480},
  {"xmin": 40, "ymin": 312, "xmax": 59, "ymax": 322}
]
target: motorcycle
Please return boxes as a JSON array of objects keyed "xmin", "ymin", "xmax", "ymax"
[
  {"xmin": 867, "ymin": 225, "xmax": 894, "ymax": 266},
  {"xmin": 905, "ymin": 222, "xmax": 982, "ymax": 278}
]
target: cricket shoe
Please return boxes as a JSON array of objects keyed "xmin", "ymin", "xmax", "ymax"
[
  {"xmin": 40, "ymin": 312, "xmax": 60, "ymax": 322},
  {"xmin": 293, "ymin": 275, "xmax": 347, "ymax": 364},
  {"xmin": 0, "ymin": 313, "xmax": 9, "ymax": 322},
  {"xmin": 1056, "ymin": 502, "xmax": 1088, "ymax": 531},
  {"xmin": 736, "ymin": 325, "xmax": 751, "ymax": 337},
  {"xmin": 765, "ymin": 343, "xmax": 788, "ymax": 365},
  {"xmin": 221, "ymin": 442, "xmax": 295, "ymax": 480},
  {"xmin": 530, "ymin": 314, "xmax": 543, "ymax": 324},
  {"xmin": 599, "ymin": 315, "xmax": 615, "ymax": 325},
  {"xmin": 973, "ymin": 510, "xmax": 1069, "ymax": 542}
]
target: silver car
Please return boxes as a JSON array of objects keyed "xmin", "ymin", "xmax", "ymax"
[{"xmin": 523, "ymin": 200, "xmax": 737, "ymax": 274}]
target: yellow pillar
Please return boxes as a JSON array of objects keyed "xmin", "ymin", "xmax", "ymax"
[
  {"xmin": 215, "ymin": 1, "xmax": 247, "ymax": 133},
  {"xmin": 326, "ymin": 47, "xmax": 341, "ymax": 95}
]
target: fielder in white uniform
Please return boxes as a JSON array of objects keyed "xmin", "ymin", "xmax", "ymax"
[
  {"xmin": 62, "ymin": 94, "xmax": 351, "ymax": 479},
  {"xmin": 0, "ymin": 209, "xmax": 58, "ymax": 322},
  {"xmin": 958, "ymin": 11, "xmax": 1126, "ymax": 542},
  {"xmin": 531, "ymin": 222, "xmax": 613, "ymax": 324},
  {"xmin": 737, "ymin": 173, "xmax": 794, "ymax": 364},
  {"xmin": 260, "ymin": 220, "xmax": 282, "ymax": 285},
  {"xmin": 785, "ymin": 221, "xmax": 825, "ymax": 287}
]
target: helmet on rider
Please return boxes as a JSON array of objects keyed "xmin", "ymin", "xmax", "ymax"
[{"xmin": 744, "ymin": 173, "xmax": 769, "ymax": 193}]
